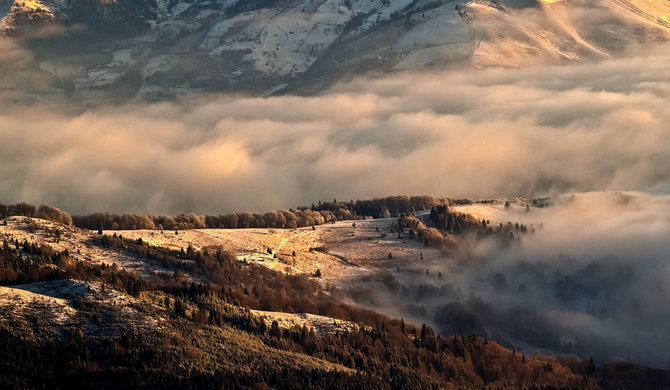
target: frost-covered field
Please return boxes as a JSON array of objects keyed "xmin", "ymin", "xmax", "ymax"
[
  {"xmin": 0, "ymin": 278, "xmax": 163, "ymax": 341},
  {"xmin": 101, "ymin": 216, "xmax": 450, "ymax": 285},
  {"xmin": 251, "ymin": 309, "xmax": 364, "ymax": 336},
  {"xmin": 0, "ymin": 217, "xmax": 175, "ymax": 278}
]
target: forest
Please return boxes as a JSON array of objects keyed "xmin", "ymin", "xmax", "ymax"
[{"xmin": 1, "ymin": 227, "xmax": 669, "ymax": 389}]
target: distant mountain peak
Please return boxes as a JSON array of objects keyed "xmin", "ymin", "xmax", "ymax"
[{"xmin": 1, "ymin": 0, "xmax": 668, "ymax": 100}]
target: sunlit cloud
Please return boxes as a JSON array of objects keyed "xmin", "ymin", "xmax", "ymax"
[{"xmin": 1, "ymin": 42, "xmax": 670, "ymax": 214}]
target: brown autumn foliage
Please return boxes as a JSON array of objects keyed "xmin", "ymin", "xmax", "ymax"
[{"xmin": 1, "ymin": 231, "xmax": 668, "ymax": 388}]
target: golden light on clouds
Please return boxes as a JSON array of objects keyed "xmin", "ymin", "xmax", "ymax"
[{"xmin": 0, "ymin": 49, "xmax": 670, "ymax": 214}]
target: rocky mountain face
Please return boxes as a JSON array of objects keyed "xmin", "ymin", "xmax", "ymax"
[{"xmin": 1, "ymin": 0, "xmax": 669, "ymax": 100}]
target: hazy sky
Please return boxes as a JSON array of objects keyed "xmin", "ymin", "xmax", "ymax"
[{"xmin": 2, "ymin": 40, "xmax": 670, "ymax": 214}]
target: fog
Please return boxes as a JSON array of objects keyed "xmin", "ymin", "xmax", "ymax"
[
  {"xmin": 1, "ymin": 39, "xmax": 670, "ymax": 213},
  {"xmin": 347, "ymin": 191, "xmax": 670, "ymax": 368},
  {"xmin": 462, "ymin": 192, "xmax": 670, "ymax": 367}
]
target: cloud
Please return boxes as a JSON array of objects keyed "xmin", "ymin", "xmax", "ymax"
[
  {"xmin": 339, "ymin": 191, "xmax": 670, "ymax": 368},
  {"xmin": 449, "ymin": 191, "xmax": 670, "ymax": 368},
  {"xmin": 1, "ymin": 43, "xmax": 670, "ymax": 214}
]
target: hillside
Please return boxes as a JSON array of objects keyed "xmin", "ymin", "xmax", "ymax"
[
  {"xmin": 1, "ymin": 0, "xmax": 669, "ymax": 100},
  {"xmin": 2, "ymin": 193, "xmax": 670, "ymax": 388},
  {"xmin": 0, "ymin": 215, "xmax": 581, "ymax": 389}
]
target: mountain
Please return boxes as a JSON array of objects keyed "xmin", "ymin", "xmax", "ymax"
[{"xmin": 1, "ymin": 0, "xmax": 669, "ymax": 100}]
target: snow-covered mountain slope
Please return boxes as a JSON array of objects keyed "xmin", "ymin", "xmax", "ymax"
[{"xmin": 1, "ymin": 0, "xmax": 669, "ymax": 99}]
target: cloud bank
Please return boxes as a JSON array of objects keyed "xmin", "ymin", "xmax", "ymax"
[
  {"xmin": 343, "ymin": 191, "xmax": 670, "ymax": 368},
  {"xmin": 2, "ymin": 44, "xmax": 670, "ymax": 213},
  {"xmin": 456, "ymin": 191, "xmax": 670, "ymax": 368}
]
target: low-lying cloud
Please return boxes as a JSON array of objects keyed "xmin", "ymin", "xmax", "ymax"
[
  {"xmin": 343, "ymin": 191, "xmax": 670, "ymax": 368},
  {"xmin": 2, "ymin": 43, "xmax": 670, "ymax": 214},
  {"xmin": 458, "ymin": 192, "xmax": 670, "ymax": 368}
]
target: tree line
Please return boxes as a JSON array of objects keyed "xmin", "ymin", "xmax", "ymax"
[
  {"xmin": 2, "ymin": 195, "xmax": 447, "ymax": 231},
  {"xmin": 0, "ymin": 203, "xmax": 72, "ymax": 226},
  {"xmin": 397, "ymin": 203, "xmax": 532, "ymax": 252}
]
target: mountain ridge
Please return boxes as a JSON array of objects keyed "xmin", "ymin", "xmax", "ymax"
[{"xmin": 1, "ymin": 0, "xmax": 669, "ymax": 100}]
